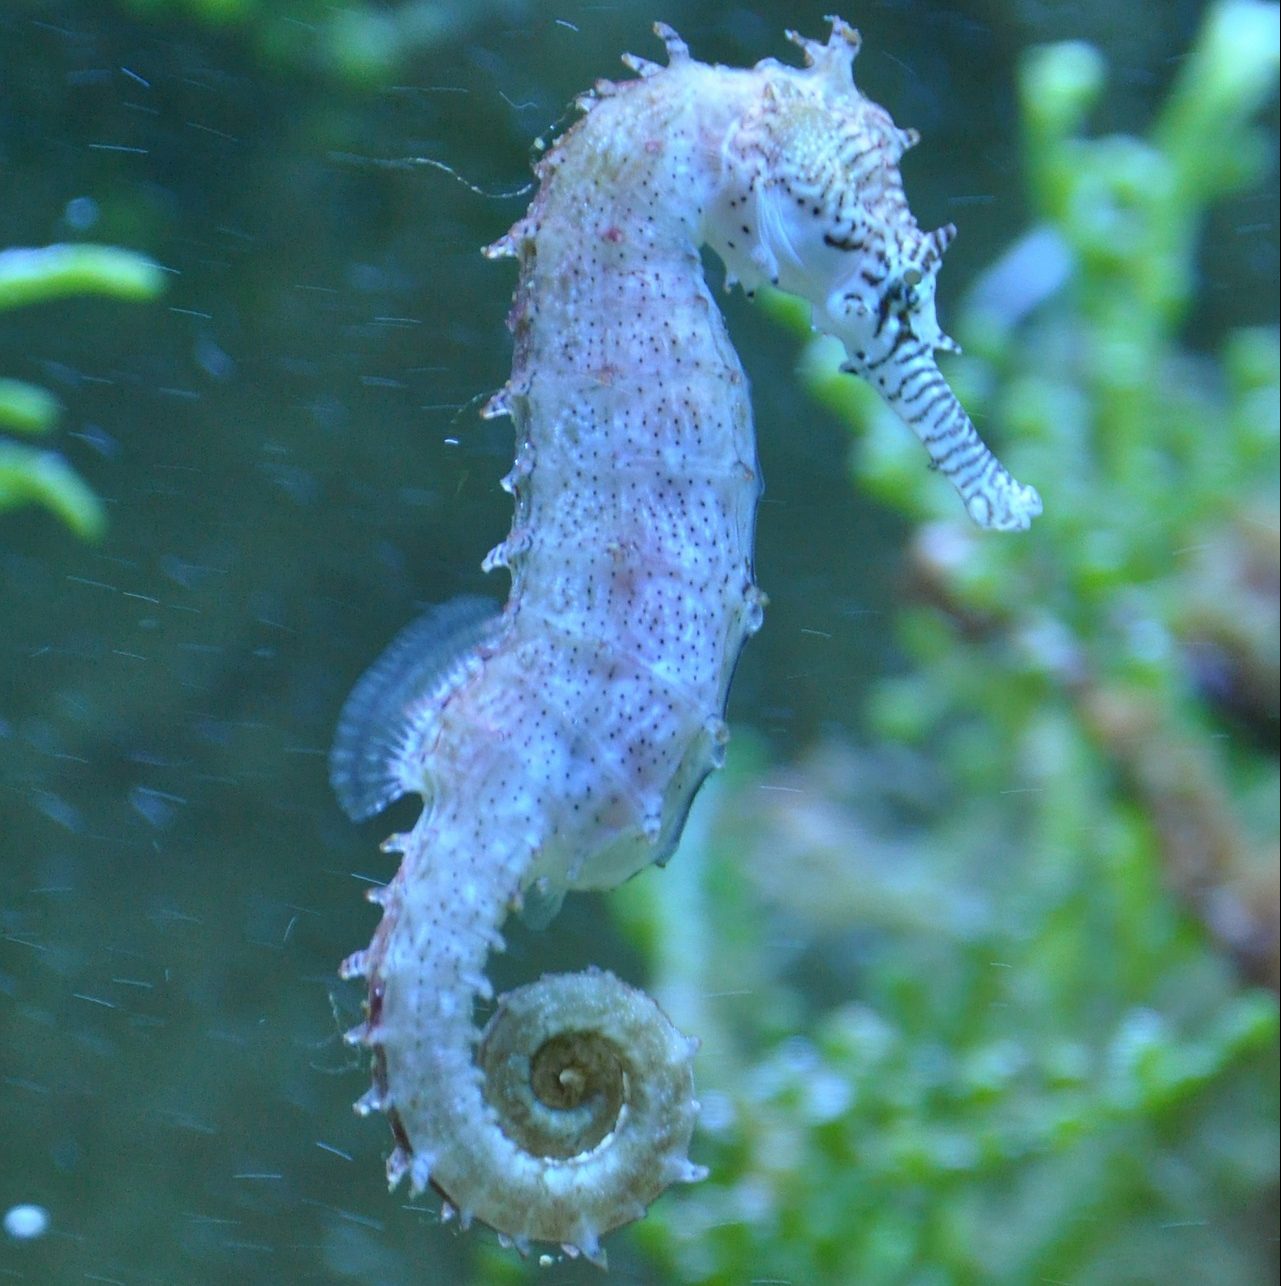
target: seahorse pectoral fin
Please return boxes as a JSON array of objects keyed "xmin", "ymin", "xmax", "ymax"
[
  {"xmin": 874, "ymin": 345, "xmax": 1043, "ymax": 532},
  {"xmin": 329, "ymin": 595, "xmax": 501, "ymax": 821}
]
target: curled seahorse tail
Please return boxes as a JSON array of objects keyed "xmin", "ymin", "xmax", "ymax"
[
  {"xmin": 468, "ymin": 968, "xmax": 704, "ymax": 1263},
  {"xmin": 343, "ymin": 787, "xmax": 704, "ymax": 1262},
  {"xmin": 352, "ymin": 949, "xmax": 703, "ymax": 1261}
]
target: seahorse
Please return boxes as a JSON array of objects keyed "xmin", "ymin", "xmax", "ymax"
[{"xmin": 330, "ymin": 17, "xmax": 1040, "ymax": 1267}]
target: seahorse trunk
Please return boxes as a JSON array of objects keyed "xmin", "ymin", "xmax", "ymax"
[{"xmin": 333, "ymin": 17, "xmax": 1040, "ymax": 1266}]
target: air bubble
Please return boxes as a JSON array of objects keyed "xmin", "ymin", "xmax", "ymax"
[{"xmin": 4, "ymin": 1204, "xmax": 50, "ymax": 1241}]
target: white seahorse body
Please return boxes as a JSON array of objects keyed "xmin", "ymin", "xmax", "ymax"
[{"xmin": 332, "ymin": 19, "xmax": 1039, "ymax": 1265}]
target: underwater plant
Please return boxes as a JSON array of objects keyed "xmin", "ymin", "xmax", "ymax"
[{"xmin": 0, "ymin": 242, "xmax": 163, "ymax": 540}]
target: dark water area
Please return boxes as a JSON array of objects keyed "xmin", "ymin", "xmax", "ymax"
[{"xmin": 1, "ymin": 2, "xmax": 1275, "ymax": 1283}]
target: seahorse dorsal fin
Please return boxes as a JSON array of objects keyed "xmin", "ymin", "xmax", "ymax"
[{"xmin": 329, "ymin": 595, "xmax": 500, "ymax": 821}]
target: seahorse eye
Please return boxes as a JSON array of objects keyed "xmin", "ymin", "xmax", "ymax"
[{"xmin": 902, "ymin": 266, "xmax": 923, "ymax": 288}]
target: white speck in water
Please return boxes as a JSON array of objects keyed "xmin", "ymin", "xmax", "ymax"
[{"xmin": 4, "ymin": 1203, "xmax": 50, "ymax": 1241}]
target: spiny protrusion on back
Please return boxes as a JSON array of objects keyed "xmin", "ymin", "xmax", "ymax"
[
  {"xmin": 353, "ymin": 1086, "xmax": 388, "ymax": 1117},
  {"xmin": 622, "ymin": 20, "xmax": 689, "ymax": 79},
  {"xmin": 386, "ymin": 1144, "xmax": 411, "ymax": 1190},
  {"xmin": 329, "ymin": 595, "xmax": 500, "ymax": 821},
  {"xmin": 620, "ymin": 51, "xmax": 662, "ymax": 79},
  {"xmin": 483, "ymin": 220, "xmax": 532, "ymax": 261},
  {"xmin": 652, "ymin": 21, "xmax": 690, "ymax": 65},
  {"xmin": 784, "ymin": 13, "xmax": 861, "ymax": 88},
  {"xmin": 480, "ymin": 385, "xmax": 512, "ymax": 420}
]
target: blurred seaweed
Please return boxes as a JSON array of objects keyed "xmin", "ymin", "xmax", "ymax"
[
  {"xmin": 0, "ymin": 242, "xmax": 164, "ymax": 539},
  {"xmin": 614, "ymin": 2, "xmax": 1280, "ymax": 1281},
  {"xmin": 112, "ymin": 0, "xmax": 530, "ymax": 83}
]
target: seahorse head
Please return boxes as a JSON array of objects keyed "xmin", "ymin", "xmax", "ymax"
[
  {"xmin": 711, "ymin": 27, "xmax": 960, "ymax": 372},
  {"xmin": 705, "ymin": 17, "xmax": 1040, "ymax": 531}
]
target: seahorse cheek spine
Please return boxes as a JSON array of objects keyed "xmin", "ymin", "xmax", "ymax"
[{"xmin": 334, "ymin": 18, "xmax": 1040, "ymax": 1267}]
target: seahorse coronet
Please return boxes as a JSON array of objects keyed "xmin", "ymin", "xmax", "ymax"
[{"xmin": 333, "ymin": 16, "xmax": 1039, "ymax": 1264}]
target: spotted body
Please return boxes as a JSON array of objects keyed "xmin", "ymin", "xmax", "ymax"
[{"xmin": 333, "ymin": 18, "xmax": 1039, "ymax": 1266}]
